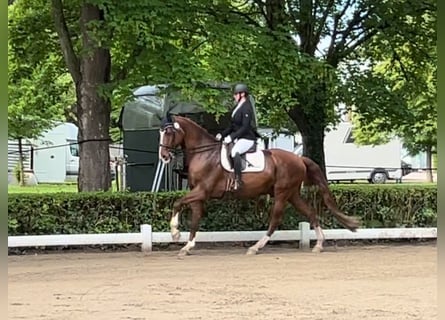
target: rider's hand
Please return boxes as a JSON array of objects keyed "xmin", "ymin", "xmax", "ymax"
[
  {"xmin": 223, "ymin": 135, "xmax": 232, "ymax": 144},
  {"xmin": 215, "ymin": 133, "xmax": 222, "ymax": 141}
]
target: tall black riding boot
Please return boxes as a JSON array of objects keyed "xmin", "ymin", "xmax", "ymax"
[
  {"xmin": 233, "ymin": 153, "xmax": 243, "ymax": 190},
  {"xmin": 228, "ymin": 154, "xmax": 234, "ymax": 169}
]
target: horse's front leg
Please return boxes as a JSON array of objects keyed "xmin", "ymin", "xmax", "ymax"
[
  {"xmin": 178, "ymin": 201, "xmax": 204, "ymax": 256},
  {"xmin": 170, "ymin": 187, "xmax": 206, "ymax": 242},
  {"xmin": 170, "ymin": 205, "xmax": 182, "ymax": 242}
]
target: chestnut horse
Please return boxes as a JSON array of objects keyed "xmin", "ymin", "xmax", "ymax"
[{"xmin": 158, "ymin": 115, "xmax": 360, "ymax": 256}]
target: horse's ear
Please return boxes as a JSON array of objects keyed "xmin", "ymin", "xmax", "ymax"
[{"xmin": 166, "ymin": 112, "xmax": 173, "ymax": 123}]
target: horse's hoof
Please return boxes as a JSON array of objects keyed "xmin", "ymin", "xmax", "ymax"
[
  {"xmin": 246, "ymin": 248, "xmax": 258, "ymax": 255},
  {"xmin": 178, "ymin": 249, "xmax": 190, "ymax": 257},
  {"xmin": 171, "ymin": 231, "xmax": 181, "ymax": 242},
  {"xmin": 312, "ymin": 246, "xmax": 323, "ymax": 253}
]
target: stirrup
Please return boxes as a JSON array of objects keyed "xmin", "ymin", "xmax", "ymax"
[{"xmin": 233, "ymin": 178, "xmax": 243, "ymax": 191}]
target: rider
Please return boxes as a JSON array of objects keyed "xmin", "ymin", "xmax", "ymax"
[{"xmin": 216, "ymin": 83, "xmax": 260, "ymax": 190}]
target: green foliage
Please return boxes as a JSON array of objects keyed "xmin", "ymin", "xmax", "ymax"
[
  {"xmin": 184, "ymin": 0, "xmax": 437, "ymax": 170},
  {"xmin": 315, "ymin": 184, "xmax": 437, "ymax": 228},
  {"xmin": 13, "ymin": 163, "xmax": 23, "ymax": 184},
  {"xmin": 9, "ymin": 0, "xmax": 436, "ymax": 172},
  {"xmin": 8, "ymin": 1, "xmax": 74, "ymax": 140},
  {"xmin": 340, "ymin": 1, "xmax": 436, "ymax": 155},
  {"xmin": 8, "ymin": 185, "xmax": 436, "ymax": 236},
  {"xmin": 101, "ymin": 0, "xmax": 236, "ymax": 130}
]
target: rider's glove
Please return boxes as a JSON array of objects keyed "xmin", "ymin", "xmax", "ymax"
[{"xmin": 223, "ymin": 135, "xmax": 232, "ymax": 144}]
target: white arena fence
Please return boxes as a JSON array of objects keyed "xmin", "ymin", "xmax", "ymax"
[{"xmin": 8, "ymin": 222, "xmax": 437, "ymax": 252}]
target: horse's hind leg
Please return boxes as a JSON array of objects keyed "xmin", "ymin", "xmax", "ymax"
[
  {"xmin": 247, "ymin": 196, "xmax": 286, "ymax": 255},
  {"xmin": 289, "ymin": 194, "xmax": 325, "ymax": 253}
]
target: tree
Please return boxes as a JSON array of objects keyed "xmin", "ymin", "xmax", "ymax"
[
  {"xmin": 46, "ymin": 0, "xmax": 113, "ymax": 192},
  {"xmin": 8, "ymin": 2, "xmax": 71, "ymax": 185},
  {"xmin": 10, "ymin": 0, "xmax": 435, "ymax": 186},
  {"xmin": 343, "ymin": 7, "xmax": 436, "ymax": 181},
  {"xmin": 8, "ymin": 73, "xmax": 63, "ymax": 186},
  {"xmin": 9, "ymin": 0, "xmax": 230, "ymax": 191},
  {"xmin": 191, "ymin": 0, "xmax": 436, "ymax": 176}
]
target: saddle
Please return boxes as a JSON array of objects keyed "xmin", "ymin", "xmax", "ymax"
[{"xmin": 220, "ymin": 143, "xmax": 266, "ymax": 173}]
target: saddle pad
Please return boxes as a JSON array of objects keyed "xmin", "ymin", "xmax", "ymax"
[{"xmin": 220, "ymin": 145, "xmax": 266, "ymax": 173}]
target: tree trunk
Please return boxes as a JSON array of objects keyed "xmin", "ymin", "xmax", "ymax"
[
  {"xmin": 287, "ymin": 81, "xmax": 329, "ymax": 176},
  {"xmin": 77, "ymin": 86, "xmax": 111, "ymax": 192},
  {"xmin": 76, "ymin": 3, "xmax": 112, "ymax": 192},
  {"xmin": 288, "ymin": 105, "xmax": 327, "ymax": 176},
  {"xmin": 301, "ymin": 128, "xmax": 326, "ymax": 174},
  {"xmin": 260, "ymin": 0, "xmax": 329, "ymax": 175},
  {"xmin": 52, "ymin": 1, "xmax": 112, "ymax": 192},
  {"xmin": 18, "ymin": 137, "xmax": 25, "ymax": 186},
  {"xmin": 425, "ymin": 145, "xmax": 433, "ymax": 183}
]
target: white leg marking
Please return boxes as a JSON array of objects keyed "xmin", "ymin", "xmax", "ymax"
[
  {"xmin": 158, "ymin": 131, "xmax": 165, "ymax": 160},
  {"xmin": 256, "ymin": 235, "xmax": 271, "ymax": 249},
  {"xmin": 179, "ymin": 237, "xmax": 196, "ymax": 256},
  {"xmin": 312, "ymin": 226, "xmax": 325, "ymax": 253},
  {"xmin": 247, "ymin": 235, "xmax": 270, "ymax": 255},
  {"xmin": 170, "ymin": 212, "xmax": 180, "ymax": 241},
  {"xmin": 182, "ymin": 238, "xmax": 196, "ymax": 251}
]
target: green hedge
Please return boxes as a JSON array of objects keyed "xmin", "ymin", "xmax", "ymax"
[{"xmin": 8, "ymin": 184, "xmax": 437, "ymax": 236}]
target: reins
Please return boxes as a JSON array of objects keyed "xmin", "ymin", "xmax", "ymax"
[
  {"xmin": 160, "ymin": 142, "xmax": 220, "ymax": 152},
  {"xmin": 185, "ymin": 142, "xmax": 221, "ymax": 155},
  {"xmin": 166, "ymin": 142, "xmax": 221, "ymax": 157}
]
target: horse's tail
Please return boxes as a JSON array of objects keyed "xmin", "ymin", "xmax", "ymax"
[{"xmin": 301, "ymin": 156, "xmax": 360, "ymax": 232}]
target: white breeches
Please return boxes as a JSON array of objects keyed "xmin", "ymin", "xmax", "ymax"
[{"xmin": 231, "ymin": 139, "xmax": 255, "ymax": 157}]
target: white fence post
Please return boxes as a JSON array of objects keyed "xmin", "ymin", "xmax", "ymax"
[
  {"xmin": 299, "ymin": 222, "xmax": 310, "ymax": 250},
  {"xmin": 140, "ymin": 224, "xmax": 152, "ymax": 252}
]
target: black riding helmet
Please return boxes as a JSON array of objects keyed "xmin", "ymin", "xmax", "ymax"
[{"xmin": 233, "ymin": 83, "xmax": 249, "ymax": 95}]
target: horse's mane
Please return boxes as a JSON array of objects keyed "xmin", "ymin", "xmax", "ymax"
[{"xmin": 174, "ymin": 115, "xmax": 218, "ymax": 141}]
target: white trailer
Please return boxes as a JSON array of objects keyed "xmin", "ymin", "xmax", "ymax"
[
  {"xmin": 8, "ymin": 122, "xmax": 119, "ymax": 184},
  {"xmin": 8, "ymin": 123, "xmax": 79, "ymax": 184},
  {"xmin": 257, "ymin": 128, "xmax": 295, "ymax": 151},
  {"xmin": 294, "ymin": 122, "xmax": 404, "ymax": 183},
  {"xmin": 32, "ymin": 122, "xmax": 79, "ymax": 183}
]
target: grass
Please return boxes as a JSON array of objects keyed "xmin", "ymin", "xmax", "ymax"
[
  {"xmin": 8, "ymin": 182, "xmax": 120, "ymax": 194},
  {"xmin": 8, "ymin": 183, "xmax": 78, "ymax": 194}
]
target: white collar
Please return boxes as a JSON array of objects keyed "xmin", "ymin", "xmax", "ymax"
[{"xmin": 231, "ymin": 98, "xmax": 246, "ymax": 118}]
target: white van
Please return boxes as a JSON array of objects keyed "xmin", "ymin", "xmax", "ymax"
[{"xmin": 294, "ymin": 122, "xmax": 406, "ymax": 183}]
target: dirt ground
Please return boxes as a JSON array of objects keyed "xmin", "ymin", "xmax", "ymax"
[{"xmin": 8, "ymin": 242, "xmax": 437, "ymax": 320}]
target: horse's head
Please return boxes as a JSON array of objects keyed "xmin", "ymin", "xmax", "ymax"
[{"xmin": 158, "ymin": 114, "xmax": 185, "ymax": 163}]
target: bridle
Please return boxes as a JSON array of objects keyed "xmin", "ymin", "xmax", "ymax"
[
  {"xmin": 159, "ymin": 121, "xmax": 221, "ymax": 156},
  {"xmin": 159, "ymin": 123, "xmax": 177, "ymax": 151}
]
